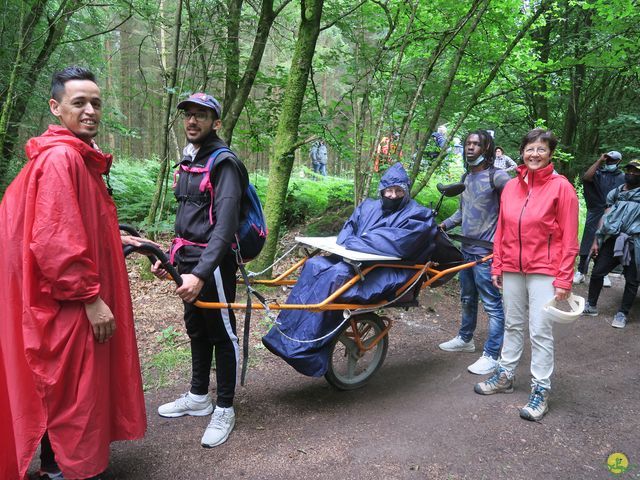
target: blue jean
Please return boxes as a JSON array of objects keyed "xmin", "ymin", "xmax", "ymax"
[{"xmin": 458, "ymin": 253, "xmax": 505, "ymax": 359}]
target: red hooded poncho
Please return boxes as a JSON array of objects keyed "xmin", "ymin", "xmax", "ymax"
[{"xmin": 0, "ymin": 126, "xmax": 146, "ymax": 479}]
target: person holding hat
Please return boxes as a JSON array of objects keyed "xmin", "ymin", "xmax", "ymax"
[
  {"xmin": 475, "ymin": 128, "xmax": 579, "ymax": 422},
  {"xmin": 574, "ymin": 151, "xmax": 625, "ymax": 286},
  {"xmin": 583, "ymin": 159, "xmax": 640, "ymax": 328},
  {"xmin": 152, "ymin": 92, "xmax": 249, "ymax": 447}
]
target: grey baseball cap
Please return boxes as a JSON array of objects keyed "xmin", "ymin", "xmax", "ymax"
[{"xmin": 606, "ymin": 151, "xmax": 622, "ymax": 162}]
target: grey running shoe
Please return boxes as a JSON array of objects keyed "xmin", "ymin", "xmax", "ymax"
[
  {"xmin": 158, "ymin": 392, "xmax": 214, "ymax": 418},
  {"xmin": 438, "ymin": 335, "xmax": 475, "ymax": 353},
  {"xmin": 474, "ymin": 367, "xmax": 514, "ymax": 395},
  {"xmin": 611, "ymin": 312, "xmax": 627, "ymax": 329},
  {"xmin": 519, "ymin": 385, "xmax": 549, "ymax": 421},
  {"xmin": 582, "ymin": 303, "xmax": 598, "ymax": 316},
  {"xmin": 201, "ymin": 406, "xmax": 236, "ymax": 448}
]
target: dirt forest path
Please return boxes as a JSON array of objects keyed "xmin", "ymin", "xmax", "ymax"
[{"xmin": 32, "ymin": 273, "xmax": 639, "ymax": 480}]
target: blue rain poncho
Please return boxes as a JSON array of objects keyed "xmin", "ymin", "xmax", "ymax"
[{"xmin": 262, "ymin": 163, "xmax": 438, "ymax": 376}]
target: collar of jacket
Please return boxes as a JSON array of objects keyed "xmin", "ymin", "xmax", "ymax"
[
  {"xmin": 193, "ymin": 131, "xmax": 227, "ymax": 164},
  {"xmin": 26, "ymin": 125, "xmax": 113, "ymax": 175},
  {"xmin": 516, "ymin": 162, "xmax": 555, "ymax": 189}
]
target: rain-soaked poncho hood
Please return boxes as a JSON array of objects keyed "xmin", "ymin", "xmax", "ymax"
[{"xmin": 378, "ymin": 162, "xmax": 411, "ymax": 211}]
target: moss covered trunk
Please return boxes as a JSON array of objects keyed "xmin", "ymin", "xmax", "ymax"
[{"xmin": 251, "ymin": 0, "xmax": 324, "ymax": 274}]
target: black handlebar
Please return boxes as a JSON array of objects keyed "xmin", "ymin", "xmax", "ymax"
[{"xmin": 119, "ymin": 224, "xmax": 183, "ymax": 287}]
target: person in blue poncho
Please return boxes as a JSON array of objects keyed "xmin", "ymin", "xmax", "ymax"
[{"xmin": 262, "ymin": 163, "xmax": 438, "ymax": 376}]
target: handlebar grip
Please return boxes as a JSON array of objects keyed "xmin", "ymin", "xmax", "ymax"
[{"xmin": 123, "ymin": 242, "xmax": 183, "ymax": 287}]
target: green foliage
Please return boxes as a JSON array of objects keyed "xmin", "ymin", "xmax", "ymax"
[
  {"xmin": 143, "ymin": 326, "xmax": 191, "ymax": 391},
  {"xmin": 282, "ymin": 169, "xmax": 353, "ymax": 226},
  {"xmin": 109, "ymin": 156, "xmax": 173, "ymax": 226}
]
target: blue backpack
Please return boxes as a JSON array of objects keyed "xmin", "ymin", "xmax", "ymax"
[
  {"xmin": 235, "ymin": 181, "xmax": 268, "ymax": 261},
  {"xmin": 185, "ymin": 147, "xmax": 267, "ymax": 263}
]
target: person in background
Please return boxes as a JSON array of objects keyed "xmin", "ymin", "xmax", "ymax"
[
  {"xmin": 438, "ymin": 130, "xmax": 509, "ymax": 376},
  {"xmin": 317, "ymin": 139, "xmax": 328, "ymax": 176},
  {"xmin": 475, "ymin": 128, "xmax": 579, "ymax": 422},
  {"xmin": 374, "ymin": 131, "xmax": 403, "ymax": 172},
  {"xmin": 574, "ymin": 151, "xmax": 625, "ymax": 287},
  {"xmin": 583, "ymin": 159, "xmax": 640, "ymax": 329},
  {"xmin": 494, "ymin": 146, "xmax": 517, "ymax": 172},
  {"xmin": 309, "ymin": 140, "xmax": 321, "ymax": 174},
  {"xmin": 0, "ymin": 66, "xmax": 147, "ymax": 480}
]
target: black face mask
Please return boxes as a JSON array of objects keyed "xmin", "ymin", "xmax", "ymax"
[
  {"xmin": 625, "ymin": 173, "xmax": 640, "ymax": 188},
  {"xmin": 381, "ymin": 196, "xmax": 404, "ymax": 212}
]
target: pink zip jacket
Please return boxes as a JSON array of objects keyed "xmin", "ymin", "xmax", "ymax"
[{"xmin": 492, "ymin": 162, "xmax": 579, "ymax": 290}]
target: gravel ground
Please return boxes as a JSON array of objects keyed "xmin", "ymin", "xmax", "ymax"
[{"xmin": 29, "ymin": 258, "xmax": 640, "ymax": 480}]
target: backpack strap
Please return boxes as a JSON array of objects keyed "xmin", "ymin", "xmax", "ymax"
[{"xmin": 236, "ymin": 260, "xmax": 268, "ymax": 387}]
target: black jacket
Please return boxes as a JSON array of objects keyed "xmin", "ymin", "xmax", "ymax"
[{"xmin": 174, "ymin": 131, "xmax": 249, "ymax": 279}]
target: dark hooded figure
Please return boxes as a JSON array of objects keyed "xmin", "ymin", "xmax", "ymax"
[{"xmin": 262, "ymin": 163, "xmax": 438, "ymax": 376}]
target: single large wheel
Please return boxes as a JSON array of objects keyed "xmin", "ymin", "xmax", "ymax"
[{"xmin": 325, "ymin": 314, "xmax": 389, "ymax": 390}]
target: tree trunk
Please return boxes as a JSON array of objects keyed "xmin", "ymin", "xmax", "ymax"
[
  {"xmin": 219, "ymin": 0, "xmax": 291, "ymax": 145},
  {"xmin": 223, "ymin": 0, "xmax": 243, "ymax": 116},
  {"xmin": 251, "ymin": 0, "xmax": 324, "ymax": 274},
  {"xmin": 411, "ymin": 0, "xmax": 551, "ymax": 197},
  {"xmin": 147, "ymin": 0, "xmax": 183, "ymax": 228},
  {"xmin": 360, "ymin": 0, "xmax": 419, "ymax": 203},
  {"xmin": 408, "ymin": 0, "xmax": 487, "ymax": 184}
]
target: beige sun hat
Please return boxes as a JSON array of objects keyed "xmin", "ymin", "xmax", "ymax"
[{"xmin": 543, "ymin": 294, "xmax": 585, "ymax": 324}]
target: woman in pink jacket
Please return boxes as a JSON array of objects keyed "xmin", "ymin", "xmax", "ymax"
[{"xmin": 474, "ymin": 129, "xmax": 579, "ymax": 421}]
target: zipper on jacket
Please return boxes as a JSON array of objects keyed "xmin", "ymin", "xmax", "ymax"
[
  {"xmin": 547, "ymin": 234, "xmax": 552, "ymax": 260},
  {"xmin": 517, "ymin": 171, "xmax": 533, "ymax": 271}
]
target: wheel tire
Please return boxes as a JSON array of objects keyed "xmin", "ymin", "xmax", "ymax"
[{"xmin": 325, "ymin": 313, "xmax": 389, "ymax": 390}]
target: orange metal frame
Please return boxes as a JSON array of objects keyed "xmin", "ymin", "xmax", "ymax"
[
  {"xmin": 193, "ymin": 253, "xmax": 493, "ymax": 311},
  {"xmin": 188, "ymin": 252, "xmax": 492, "ymax": 357}
]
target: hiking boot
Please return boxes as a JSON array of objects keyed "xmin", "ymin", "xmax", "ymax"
[
  {"xmin": 438, "ymin": 335, "xmax": 475, "ymax": 353},
  {"xmin": 573, "ymin": 271, "xmax": 585, "ymax": 284},
  {"xmin": 467, "ymin": 352, "xmax": 498, "ymax": 375},
  {"xmin": 474, "ymin": 367, "xmax": 514, "ymax": 395},
  {"xmin": 603, "ymin": 275, "xmax": 612, "ymax": 288},
  {"xmin": 519, "ymin": 385, "xmax": 549, "ymax": 421},
  {"xmin": 158, "ymin": 392, "xmax": 214, "ymax": 418},
  {"xmin": 582, "ymin": 303, "xmax": 598, "ymax": 316},
  {"xmin": 611, "ymin": 312, "xmax": 627, "ymax": 329},
  {"xmin": 201, "ymin": 406, "xmax": 235, "ymax": 448}
]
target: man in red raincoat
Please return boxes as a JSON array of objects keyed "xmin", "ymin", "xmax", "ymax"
[{"xmin": 0, "ymin": 66, "xmax": 146, "ymax": 479}]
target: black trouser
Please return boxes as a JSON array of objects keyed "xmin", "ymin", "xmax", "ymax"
[
  {"xmin": 179, "ymin": 255, "xmax": 238, "ymax": 408},
  {"xmin": 577, "ymin": 209, "xmax": 603, "ymax": 273},
  {"xmin": 587, "ymin": 237, "xmax": 640, "ymax": 314},
  {"xmin": 40, "ymin": 432, "xmax": 58, "ymax": 472},
  {"xmin": 39, "ymin": 433, "xmax": 103, "ymax": 479}
]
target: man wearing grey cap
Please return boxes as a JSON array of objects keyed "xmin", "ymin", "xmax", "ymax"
[
  {"xmin": 574, "ymin": 151, "xmax": 625, "ymax": 285},
  {"xmin": 152, "ymin": 92, "xmax": 248, "ymax": 448}
]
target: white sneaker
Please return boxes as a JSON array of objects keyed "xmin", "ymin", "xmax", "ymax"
[
  {"xmin": 467, "ymin": 353, "xmax": 498, "ymax": 375},
  {"xmin": 158, "ymin": 392, "xmax": 214, "ymax": 418},
  {"xmin": 603, "ymin": 275, "xmax": 612, "ymax": 288},
  {"xmin": 201, "ymin": 406, "xmax": 235, "ymax": 448},
  {"xmin": 438, "ymin": 335, "xmax": 475, "ymax": 353},
  {"xmin": 573, "ymin": 272, "xmax": 585, "ymax": 284}
]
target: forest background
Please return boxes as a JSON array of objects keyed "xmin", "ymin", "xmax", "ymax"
[{"xmin": 1, "ymin": 0, "xmax": 639, "ymax": 269}]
